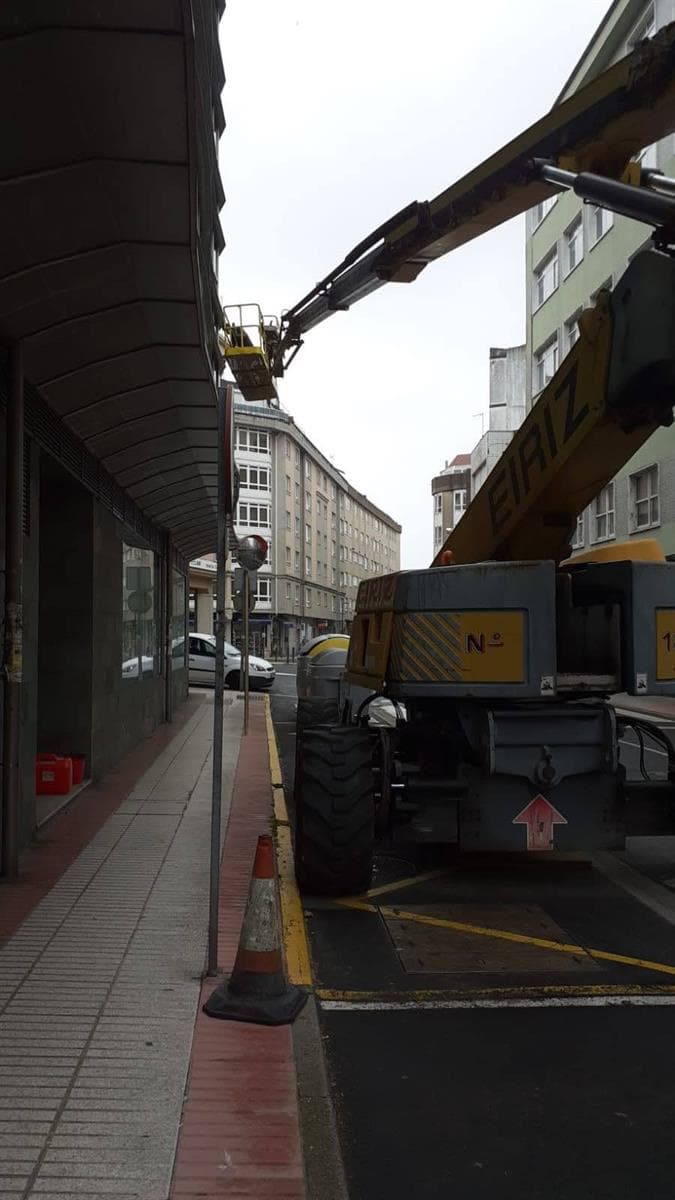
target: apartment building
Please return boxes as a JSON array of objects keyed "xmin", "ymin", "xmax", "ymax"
[
  {"xmin": 526, "ymin": 0, "xmax": 675, "ymax": 555},
  {"xmin": 431, "ymin": 345, "xmax": 526, "ymax": 554},
  {"xmin": 189, "ymin": 392, "xmax": 401, "ymax": 656},
  {"xmin": 470, "ymin": 346, "xmax": 526, "ymax": 495},
  {"xmin": 431, "ymin": 456, "xmax": 471, "ymax": 557}
]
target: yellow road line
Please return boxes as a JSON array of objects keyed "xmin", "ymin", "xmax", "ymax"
[
  {"xmin": 360, "ymin": 868, "xmax": 450, "ymax": 901},
  {"xmin": 263, "ymin": 696, "xmax": 313, "ymax": 988},
  {"xmin": 274, "ymin": 789, "xmax": 290, "ymax": 825},
  {"xmin": 338, "ymin": 899, "xmax": 675, "ymax": 979},
  {"xmin": 316, "ymin": 982, "xmax": 675, "ymax": 1003},
  {"xmin": 264, "ymin": 696, "xmax": 284, "ymax": 787},
  {"xmin": 276, "ymin": 823, "xmax": 313, "ymax": 986}
]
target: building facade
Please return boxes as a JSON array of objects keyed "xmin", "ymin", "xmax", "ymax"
[
  {"xmin": 470, "ymin": 346, "xmax": 526, "ymax": 495},
  {"xmin": 189, "ymin": 393, "xmax": 402, "ymax": 657},
  {"xmin": 431, "ymin": 456, "xmax": 471, "ymax": 557},
  {"xmin": 526, "ymin": 0, "xmax": 675, "ymax": 555}
]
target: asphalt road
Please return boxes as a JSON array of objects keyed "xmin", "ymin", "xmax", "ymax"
[{"xmin": 270, "ymin": 671, "xmax": 675, "ymax": 1200}]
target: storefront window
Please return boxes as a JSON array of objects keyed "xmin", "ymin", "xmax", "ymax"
[
  {"xmin": 172, "ymin": 569, "xmax": 187, "ymax": 670},
  {"xmin": 122, "ymin": 543, "xmax": 157, "ymax": 680}
]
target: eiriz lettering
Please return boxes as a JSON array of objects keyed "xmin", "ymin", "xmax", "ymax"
[{"xmin": 487, "ymin": 364, "xmax": 586, "ymax": 536}]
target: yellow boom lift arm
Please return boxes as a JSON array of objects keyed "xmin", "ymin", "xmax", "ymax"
[{"xmin": 224, "ymin": 23, "xmax": 675, "ymax": 570}]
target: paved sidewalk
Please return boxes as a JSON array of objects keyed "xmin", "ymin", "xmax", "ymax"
[
  {"xmin": 0, "ymin": 692, "xmax": 286, "ymax": 1199},
  {"xmin": 170, "ymin": 697, "xmax": 304, "ymax": 1199},
  {"xmin": 613, "ymin": 693, "xmax": 675, "ymax": 721}
]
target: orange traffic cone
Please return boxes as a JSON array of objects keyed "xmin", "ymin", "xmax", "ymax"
[{"xmin": 203, "ymin": 834, "xmax": 307, "ymax": 1025}]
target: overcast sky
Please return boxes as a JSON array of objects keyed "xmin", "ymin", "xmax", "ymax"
[{"xmin": 219, "ymin": 0, "xmax": 610, "ymax": 568}]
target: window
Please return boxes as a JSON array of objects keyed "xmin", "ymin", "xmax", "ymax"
[
  {"xmin": 592, "ymin": 483, "xmax": 615, "ymax": 543},
  {"xmin": 286, "ymin": 474, "xmax": 291, "ymax": 494},
  {"xmin": 630, "ymin": 465, "xmax": 659, "ymax": 531},
  {"xmin": 533, "ymin": 195, "xmax": 557, "ymax": 228},
  {"xmin": 571, "ymin": 512, "xmax": 585, "ymax": 550},
  {"xmin": 295, "ymin": 482, "xmax": 300, "ymax": 501},
  {"xmin": 237, "ymin": 465, "xmax": 269, "ymax": 490},
  {"xmin": 305, "ymin": 556, "xmax": 312, "ymax": 576},
  {"xmin": 564, "ymin": 217, "xmax": 583, "ymax": 276},
  {"xmin": 317, "ymin": 498, "xmax": 322, "ymax": 517},
  {"xmin": 323, "ymin": 502, "xmax": 328, "ymax": 519},
  {"xmin": 305, "ymin": 523, "xmax": 312, "ymax": 544},
  {"xmin": 331, "ymin": 483, "xmax": 336, "ymax": 500},
  {"xmin": 533, "ymin": 249, "xmax": 558, "ymax": 309},
  {"xmin": 454, "ymin": 490, "xmax": 467, "ymax": 514},
  {"xmin": 591, "ymin": 276, "xmax": 613, "ymax": 305},
  {"xmin": 285, "ymin": 437, "xmax": 291, "ymax": 459},
  {"xmin": 253, "ymin": 577, "xmax": 270, "ymax": 602},
  {"xmin": 434, "ymin": 494, "xmax": 442, "ymax": 514},
  {"xmin": 305, "ymin": 587, "xmax": 311, "ymax": 607},
  {"xmin": 295, "ymin": 550, "xmax": 300, "ymax": 571},
  {"xmin": 627, "ymin": 3, "xmax": 656, "ymax": 52},
  {"xmin": 305, "ymin": 459, "xmax": 312, "ymax": 480},
  {"xmin": 564, "ymin": 311, "xmax": 582, "ymax": 352},
  {"xmin": 295, "ymin": 516, "xmax": 300, "ymax": 535},
  {"xmin": 305, "ymin": 492, "xmax": 311, "ymax": 512},
  {"xmin": 331, "ymin": 511, "xmax": 336, "ymax": 528},
  {"xmin": 171, "ymin": 569, "xmax": 187, "ymax": 671},
  {"xmin": 332, "ymin": 567, "xmax": 337, "ymax": 584},
  {"xmin": 295, "ymin": 584, "xmax": 300, "ymax": 602},
  {"xmin": 590, "ymin": 205, "xmax": 613, "ymax": 246},
  {"xmin": 295, "ymin": 446, "xmax": 300, "ymax": 466},
  {"xmin": 122, "ymin": 544, "xmax": 157, "ymax": 679},
  {"xmin": 285, "ymin": 510, "xmax": 291, "ymax": 530},
  {"xmin": 316, "ymin": 560, "xmax": 321, "ymax": 578},
  {"xmin": 236, "ymin": 428, "xmax": 269, "ymax": 454},
  {"xmin": 534, "ymin": 335, "xmax": 559, "ymax": 394},
  {"xmin": 286, "ymin": 582, "xmax": 292, "ymax": 599},
  {"xmin": 238, "ymin": 502, "xmax": 270, "ymax": 528},
  {"xmin": 285, "ymin": 546, "xmax": 291, "ymax": 566}
]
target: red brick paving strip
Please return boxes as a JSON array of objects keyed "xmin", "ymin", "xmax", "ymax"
[
  {"xmin": 0, "ymin": 693, "xmax": 205, "ymax": 948},
  {"xmin": 170, "ymin": 700, "xmax": 305, "ymax": 1199}
]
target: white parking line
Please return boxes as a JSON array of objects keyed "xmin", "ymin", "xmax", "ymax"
[
  {"xmin": 320, "ymin": 995, "xmax": 675, "ymax": 1011},
  {"xmin": 619, "ymin": 736, "xmax": 667, "ymax": 758}
]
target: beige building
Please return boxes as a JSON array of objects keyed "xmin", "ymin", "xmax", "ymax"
[
  {"xmin": 189, "ymin": 392, "xmax": 401, "ymax": 656},
  {"xmin": 431, "ymin": 455, "xmax": 471, "ymax": 557}
]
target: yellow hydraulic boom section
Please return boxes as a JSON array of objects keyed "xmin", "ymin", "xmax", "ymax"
[
  {"xmin": 269, "ymin": 21, "xmax": 675, "ymax": 373},
  {"xmin": 435, "ymin": 248, "xmax": 675, "ymax": 567}
]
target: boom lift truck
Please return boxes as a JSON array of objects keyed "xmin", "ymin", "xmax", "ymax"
[{"xmin": 223, "ymin": 25, "xmax": 675, "ymax": 894}]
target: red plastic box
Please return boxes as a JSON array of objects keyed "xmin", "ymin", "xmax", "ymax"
[
  {"xmin": 70, "ymin": 756, "xmax": 86, "ymax": 785},
  {"xmin": 36, "ymin": 755, "xmax": 73, "ymax": 796}
]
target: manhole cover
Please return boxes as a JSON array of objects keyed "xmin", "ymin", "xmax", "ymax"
[{"xmin": 383, "ymin": 903, "xmax": 597, "ymax": 974}]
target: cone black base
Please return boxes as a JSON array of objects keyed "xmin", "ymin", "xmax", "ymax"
[{"xmin": 203, "ymin": 975, "xmax": 308, "ymax": 1026}]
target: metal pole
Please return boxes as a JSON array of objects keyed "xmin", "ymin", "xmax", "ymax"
[
  {"xmin": 243, "ymin": 570, "xmax": 250, "ymax": 734},
  {"xmin": 2, "ymin": 342, "xmax": 24, "ymax": 879},
  {"xmin": 207, "ymin": 390, "xmax": 227, "ymax": 975}
]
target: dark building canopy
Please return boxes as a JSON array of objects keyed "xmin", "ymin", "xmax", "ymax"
[{"xmin": 0, "ymin": 2, "xmax": 225, "ymax": 558}]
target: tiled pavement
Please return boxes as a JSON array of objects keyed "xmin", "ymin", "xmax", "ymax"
[
  {"xmin": 170, "ymin": 700, "xmax": 305, "ymax": 1199},
  {"xmin": 0, "ymin": 695, "xmax": 248, "ymax": 1199}
]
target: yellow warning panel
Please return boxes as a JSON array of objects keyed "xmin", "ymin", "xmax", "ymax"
[
  {"xmin": 457, "ymin": 611, "xmax": 525, "ymax": 683},
  {"xmin": 656, "ymin": 609, "xmax": 675, "ymax": 680},
  {"xmin": 389, "ymin": 610, "xmax": 524, "ymax": 684}
]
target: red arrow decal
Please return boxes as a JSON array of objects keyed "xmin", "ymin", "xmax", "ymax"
[{"xmin": 512, "ymin": 793, "xmax": 567, "ymax": 851}]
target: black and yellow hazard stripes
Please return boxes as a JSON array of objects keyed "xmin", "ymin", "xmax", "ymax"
[{"xmin": 389, "ymin": 610, "xmax": 525, "ymax": 684}]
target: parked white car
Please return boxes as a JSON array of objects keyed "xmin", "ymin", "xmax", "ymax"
[{"xmin": 188, "ymin": 633, "xmax": 275, "ymax": 691}]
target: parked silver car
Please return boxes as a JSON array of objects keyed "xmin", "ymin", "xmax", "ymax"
[{"xmin": 188, "ymin": 633, "xmax": 275, "ymax": 691}]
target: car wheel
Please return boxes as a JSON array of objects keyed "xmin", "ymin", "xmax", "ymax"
[{"xmin": 225, "ymin": 670, "xmax": 241, "ymax": 690}]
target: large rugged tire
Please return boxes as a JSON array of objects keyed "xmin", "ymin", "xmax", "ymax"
[
  {"xmin": 295, "ymin": 726, "xmax": 375, "ymax": 896},
  {"xmin": 296, "ymin": 697, "xmax": 340, "ymax": 730}
]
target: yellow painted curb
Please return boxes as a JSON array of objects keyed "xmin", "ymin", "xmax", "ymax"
[{"xmin": 263, "ymin": 696, "xmax": 313, "ymax": 988}]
